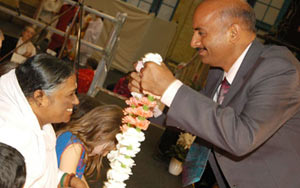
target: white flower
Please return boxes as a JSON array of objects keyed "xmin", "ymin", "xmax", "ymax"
[
  {"xmin": 108, "ymin": 152, "xmax": 135, "ymax": 168},
  {"xmin": 104, "ymin": 81, "xmax": 158, "ymax": 188},
  {"xmin": 123, "ymin": 128, "xmax": 145, "ymax": 142},
  {"xmin": 142, "ymin": 53, "xmax": 162, "ymax": 65},
  {"xmin": 110, "ymin": 160, "xmax": 132, "ymax": 175},
  {"xmin": 107, "ymin": 150, "xmax": 119, "ymax": 161},
  {"xmin": 116, "ymin": 134, "xmax": 142, "ymax": 147},
  {"xmin": 104, "ymin": 179, "xmax": 126, "ymax": 188},
  {"xmin": 107, "ymin": 168, "xmax": 130, "ymax": 182},
  {"xmin": 118, "ymin": 145, "xmax": 140, "ymax": 157}
]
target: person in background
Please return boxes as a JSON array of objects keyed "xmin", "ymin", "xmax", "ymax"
[
  {"xmin": 48, "ymin": 0, "xmax": 79, "ymax": 55},
  {"xmin": 113, "ymin": 72, "xmax": 132, "ymax": 98},
  {"xmin": 77, "ymin": 57, "xmax": 98, "ymax": 94},
  {"xmin": 129, "ymin": 0, "xmax": 300, "ymax": 187},
  {"xmin": 0, "ymin": 61, "xmax": 18, "ymax": 76},
  {"xmin": 0, "ymin": 54, "xmax": 86, "ymax": 188},
  {"xmin": 0, "ymin": 142, "xmax": 26, "ymax": 188},
  {"xmin": 0, "ymin": 29, "xmax": 4, "ymax": 49},
  {"xmin": 11, "ymin": 26, "xmax": 36, "ymax": 64},
  {"xmin": 80, "ymin": 13, "xmax": 103, "ymax": 66},
  {"xmin": 56, "ymin": 103, "xmax": 123, "ymax": 187},
  {"xmin": 68, "ymin": 93, "xmax": 103, "ymax": 121}
]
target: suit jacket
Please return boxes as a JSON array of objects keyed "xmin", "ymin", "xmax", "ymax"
[{"xmin": 167, "ymin": 39, "xmax": 300, "ymax": 188}]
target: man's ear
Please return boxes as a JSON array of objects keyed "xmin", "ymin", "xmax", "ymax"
[
  {"xmin": 32, "ymin": 90, "xmax": 49, "ymax": 107},
  {"xmin": 228, "ymin": 23, "xmax": 240, "ymax": 43}
]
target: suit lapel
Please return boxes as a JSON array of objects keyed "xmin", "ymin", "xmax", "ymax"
[
  {"xmin": 204, "ymin": 68, "xmax": 224, "ymax": 98},
  {"xmin": 221, "ymin": 39, "xmax": 265, "ymax": 106}
]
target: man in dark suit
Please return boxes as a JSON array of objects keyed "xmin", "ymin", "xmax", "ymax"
[{"xmin": 129, "ymin": 0, "xmax": 300, "ymax": 187}]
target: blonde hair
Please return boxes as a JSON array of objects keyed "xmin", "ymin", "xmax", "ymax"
[{"xmin": 56, "ymin": 104, "xmax": 123, "ymax": 178}]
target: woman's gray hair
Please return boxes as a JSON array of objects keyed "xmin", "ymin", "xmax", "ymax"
[{"xmin": 15, "ymin": 54, "xmax": 75, "ymax": 97}]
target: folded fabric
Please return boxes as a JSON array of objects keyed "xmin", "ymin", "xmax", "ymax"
[{"xmin": 182, "ymin": 142, "xmax": 210, "ymax": 187}]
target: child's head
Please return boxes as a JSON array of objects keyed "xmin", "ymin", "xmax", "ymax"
[
  {"xmin": 0, "ymin": 143, "xmax": 26, "ymax": 188},
  {"xmin": 72, "ymin": 105, "xmax": 123, "ymax": 156},
  {"xmin": 86, "ymin": 57, "xmax": 98, "ymax": 70},
  {"xmin": 58, "ymin": 104, "xmax": 123, "ymax": 177}
]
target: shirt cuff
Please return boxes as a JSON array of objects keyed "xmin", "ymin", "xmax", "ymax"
[{"xmin": 161, "ymin": 80, "xmax": 183, "ymax": 107}]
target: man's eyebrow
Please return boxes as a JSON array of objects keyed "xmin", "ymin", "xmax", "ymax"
[{"xmin": 193, "ymin": 27, "xmax": 201, "ymax": 31}]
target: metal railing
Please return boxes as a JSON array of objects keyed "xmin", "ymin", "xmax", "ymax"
[{"xmin": 0, "ymin": 0, "xmax": 127, "ymax": 96}]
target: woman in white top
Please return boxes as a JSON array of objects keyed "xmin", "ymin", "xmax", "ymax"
[
  {"xmin": 0, "ymin": 54, "xmax": 86, "ymax": 188},
  {"xmin": 11, "ymin": 26, "xmax": 37, "ymax": 64}
]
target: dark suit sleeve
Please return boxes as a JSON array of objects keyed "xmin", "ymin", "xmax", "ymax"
[{"xmin": 167, "ymin": 56, "xmax": 300, "ymax": 157}]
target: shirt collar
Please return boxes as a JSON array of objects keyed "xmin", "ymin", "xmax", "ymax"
[{"xmin": 224, "ymin": 43, "xmax": 252, "ymax": 84}]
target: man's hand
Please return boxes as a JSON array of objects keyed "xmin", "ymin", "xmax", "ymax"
[
  {"xmin": 139, "ymin": 62, "xmax": 176, "ymax": 96},
  {"xmin": 128, "ymin": 71, "xmax": 142, "ymax": 93}
]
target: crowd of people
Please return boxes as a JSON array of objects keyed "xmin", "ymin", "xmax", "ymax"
[{"xmin": 0, "ymin": 0, "xmax": 300, "ymax": 188}]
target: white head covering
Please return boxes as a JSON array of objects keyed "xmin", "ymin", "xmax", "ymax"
[{"xmin": 0, "ymin": 69, "xmax": 60, "ymax": 188}]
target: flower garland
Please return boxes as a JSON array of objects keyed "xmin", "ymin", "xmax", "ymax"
[
  {"xmin": 104, "ymin": 95, "xmax": 157, "ymax": 188},
  {"xmin": 104, "ymin": 53, "xmax": 162, "ymax": 188}
]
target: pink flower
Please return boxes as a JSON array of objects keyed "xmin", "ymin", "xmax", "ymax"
[
  {"xmin": 122, "ymin": 116, "xmax": 137, "ymax": 125},
  {"xmin": 122, "ymin": 116, "xmax": 150, "ymax": 130},
  {"xmin": 125, "ymin": 97, "xmax": 140, "ymax": 107},
  {"xmin": 120, "ymin": 124, "xmax": 130, "ymax": 132},
  {"xmin": 123, "ymin": 107, "xmax": 153, "ymax": 118},
  {"xmin": 134, "ymin": 118, "xmax": 150, "ymax": 130},
  {"xmin": 134, "ymin": 107, "xmax": 153, "ymax": 118},
  {"xmin": 123, "ymin": 107, "xmax": 136, "ymax": 115},
  {"xmin": 140, "ymin": 97, "xmax": 156, "ymax": 108}
]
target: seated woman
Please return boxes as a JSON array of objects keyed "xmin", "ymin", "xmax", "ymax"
[
  {"xmin": 11, "ymin": 25, "xmax": 37, "ymax": 64},
  {"xmin": 56, "ymin": 102, "xmax": 123, "ymax": 187},
  {"xmin": 0, "ymin": 54, "xmax": 86, "ymax": 188}
]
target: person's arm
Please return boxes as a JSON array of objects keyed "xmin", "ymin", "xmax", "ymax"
[
  {"xmin": 59, "ymin": 143, "xmax": 89, "ymax": 188},
  {"xmin": 59, "ymin": 143, "xmax": 83, "ymax": 174},
  {"xmin": 81, "ymin": 175, "xmax": 90, "ymax": 188},
  {"xmin": 130, "ymin": 56, "xmax": 300, "ymax": 157},
  {"xmin": 59, "ymin": 173, "xmax": 87, "ymax": 188},
  {"xmin": 167, "ymin": 57, "xmax": 300, "ymax": 156}
]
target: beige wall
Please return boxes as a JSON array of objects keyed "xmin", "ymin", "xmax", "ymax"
[
  {"xmin": 166, "ymin": 0, "xmax": 203, "ymax": 68},
  {"xmin": 85, "ymin": 0, "xmax": 177, "ymax": 73}
]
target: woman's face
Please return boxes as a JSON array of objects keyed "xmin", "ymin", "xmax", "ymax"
[
  {"xmin": 22, "ymin": 27, "xmax": 35, "ymax": 41},
  {"xmin": 43, "ymin": 74, "xmax": 79, "ymax": 124}
]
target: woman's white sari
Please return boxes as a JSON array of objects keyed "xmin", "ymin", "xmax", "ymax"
[{"xmin": 0, "ymin": 69, "xmax": 63, "ymax": 188}]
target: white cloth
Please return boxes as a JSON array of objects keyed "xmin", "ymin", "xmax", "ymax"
[
  {"xmin": 0, "ymin": 70, "xmax": 63, "ymax": 188},
  {"xmin": 11, "ymin": 37, "xmax": 37, "ymax": 64},
  {"xmin": 162, "ymin": 43, "xmax": 252, "ymax": 107}
]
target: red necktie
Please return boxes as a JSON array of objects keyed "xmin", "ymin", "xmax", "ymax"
[{"xmin": 217, "ymin": 78, "xmax": 230, "ymax": 104}]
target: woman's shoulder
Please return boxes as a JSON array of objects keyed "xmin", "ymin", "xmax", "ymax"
[{"xmin": 57, "ymin": 131, "xmax": 82, "ymax": 144}]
